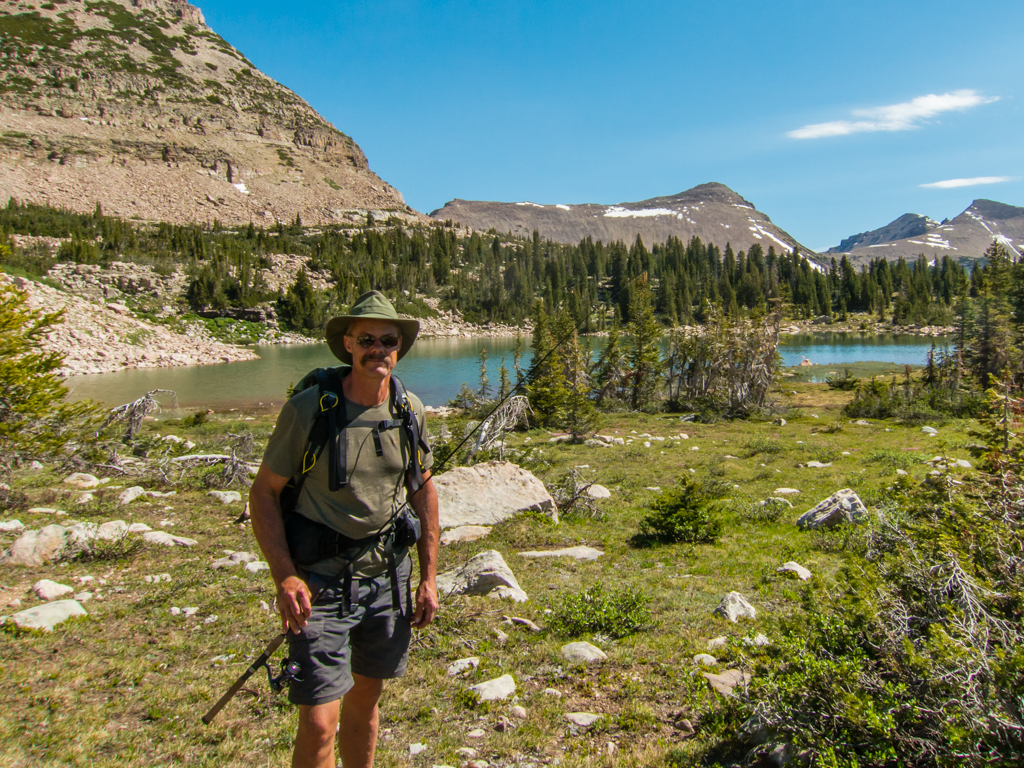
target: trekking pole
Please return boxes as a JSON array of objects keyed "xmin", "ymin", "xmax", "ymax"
[{"xmin": 203, "ymin": 271, "xmax": 646, "ymax": 724}]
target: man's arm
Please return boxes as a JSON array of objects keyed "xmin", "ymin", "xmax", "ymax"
[
  {"xmin": 249, "ymin": 463, "xmax": 312, "ymax": 634},
  {"xmin": 407, "ymin": 470, "xmax": 439, "ymax": 629}
]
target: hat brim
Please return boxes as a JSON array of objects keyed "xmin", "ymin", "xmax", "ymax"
[{"xmin": 325, "ymin": 315, "xmax": 420, "ymax": 365}]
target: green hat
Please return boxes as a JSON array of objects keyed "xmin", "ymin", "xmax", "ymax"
[{"xmin": 325, "ymin": 290, "xmax": 420, "ymax": 365}]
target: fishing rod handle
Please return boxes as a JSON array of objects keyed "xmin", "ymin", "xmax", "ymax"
[{"xmin": 202, "ymin": 633, "xmax": 286, "ymax": 725}]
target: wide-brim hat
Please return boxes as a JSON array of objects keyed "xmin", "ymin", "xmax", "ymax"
[{"xmin": 325, "ymin": 290, "xmax": 420, "ymax": 365}]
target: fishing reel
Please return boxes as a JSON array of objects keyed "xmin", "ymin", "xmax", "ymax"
[{"xmin": 265, "ymin": 658, "xmax": 304, "ymax": 692}]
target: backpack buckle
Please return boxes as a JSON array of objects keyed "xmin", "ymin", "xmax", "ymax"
[{"xmin": 320, "ymin": 392, "xmax": 339, "ymax": 412}]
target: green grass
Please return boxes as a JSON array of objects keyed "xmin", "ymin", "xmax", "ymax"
[{"xmin": 0, "ymin": 385, "xmax": 982, "ymax": 766}]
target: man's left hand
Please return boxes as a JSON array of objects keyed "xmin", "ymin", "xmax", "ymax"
[{"xmin": 411, "ymin": 579, "xmax": 438, "ymax": 628}]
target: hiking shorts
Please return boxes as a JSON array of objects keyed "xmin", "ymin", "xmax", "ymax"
[{"xmin": 286, "ymin": 555, "xmax": 413, "ymax": 706}]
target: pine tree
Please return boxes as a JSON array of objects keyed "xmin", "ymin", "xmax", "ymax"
[
  {"xmin": 626, "ymin": 282, "xmax": 665, "ymax": 411},
  {"xmin": 593, "ymin": 317, "xmax": 625, "ymax": 406},
  {"xmin": 477, "ymin": 347, "xmax": 491, "ymax": 401},
  {"xmin": 512, "ymin": 331, "xmax": 524, "ymax": 383},
  {"xmin": 497, "ymin": 357, "xmax": 511, "ymax": 401},
  {"xmin": 525, "ymin": 300, "xmax": 568, "ymax": 427},
  {"xmin": 562, "ymin": 325, "xmax": 600, "ymax": 440}
]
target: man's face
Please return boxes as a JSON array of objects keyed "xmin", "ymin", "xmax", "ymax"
[{"xmin": 344, "ymin": 319, "xmax": 402, "ymax": 380}]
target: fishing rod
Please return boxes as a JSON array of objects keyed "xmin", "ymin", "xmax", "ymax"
[{"xmin": 203, "ymin": 272, "xmax": 646, "ymax": 725}]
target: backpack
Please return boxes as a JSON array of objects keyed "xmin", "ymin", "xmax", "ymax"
[{"xmin": 279, "ymin": 366, "xmax": 429, "ymax": 614}]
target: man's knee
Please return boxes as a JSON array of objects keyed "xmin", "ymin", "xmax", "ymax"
[
  {"xmin": 297, "ymin": 702, "xmax": 340, "ymax": 747},
  {"xmin": 344, "ymin": 674, "xmax": 383, "ymax": 711}
]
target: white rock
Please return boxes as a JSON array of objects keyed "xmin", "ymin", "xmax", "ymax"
[
  {"xmin": 777, "ymin": 562, "xmax": 812, "ymax": 581},
  {"xmin": 561, "ymin": 641, "xmax": 607, "ymax": 663},
  {"xmin": 182, "ymin": 607, "xmax": 199, "ymax": 617},
  {"xmin": 446, "ymin": 657, "xmax": 480, "ymax": 677},
  {"xmin": 408, "ymin": 743, "xmax": 428, "ymax": 756},
  {"xmin": 955, "ymin": 459, "xmax": 972, "ymax": 469},
  {"xmin": 707, "ymin": 636, "xmax": 729, "ymax": 650},
  {"xmin": 170, "ymin": 607, "xmax": 182, "ymax": 616},
  {"xmin": 760, "ymin": 498, "xmax": 793, "ymax": 508},
  {"xmin": 207, "ymin": 490, "xmax": 242, "ymax": 504},
  {"xmin": 127, "ymin": 523, "xmax": 151, "ymax": 533},
  {"xmin": 33, "ymin": 579, "xmax": 74, "ymax": 601},
  {"xmin": 518, "ymin": 546, "xmax": 603, "ymax": 561},
  {"xmin": 542, "ymin": 687, "xmax": 562, "ymax": 698},
  {"xmin": 143, "ymin": 531, "xmax": 198, "ymax": 547},
  {"xmin": 29, "ymin": 461, "xmax": 43, "ymax": 470},
  {"xmin": 244, "ymin": 561, "xmax": 269, "ymax": 573},
  {"xmin": 0, "ymin": 520, "xmax": 24, "ymax": 532},
  {"xmin": 586, "ymin": 484, "xmax": 611, "ymax": 499},
  {"xmin": 693, "ymin": 653, "xmax": 717, "ymax": 666},
  {"xmin": 5, "ymin": 525, "xmax": 68, "ymax": 565},
  {"xmin": 803, "ymin": 461, "xmax": 832, "ymax": 469},
  {"xmin": 468, "ymin": 674, "xmax": 516, "ymax": 701},
  {"xmin": 144, "ymin": 573, "xmax": 171, "ymax": 584},
  {"xmin": 714, "ymin": 592, "xmax": 757, "ymax": 622},
  {"xmin": 455, "ymin": 748, "xmax": 478, "ymax": 757},
  {"xmin": 436, "ymin": 550, "xmax": 527, "ymax": 602},
  {"xmin": 773, "ymin": 488, "xmax": 801, "ymax": 495},
  {"xmin": 76, "ymin": 492, "xmax": 94, "ymax": 505},
  {"xmin": 26, "ymin": 507, "xmax": 59, "ymax": 515},
  {"xmin": 465, "ymin": 729, "xmax": 487, "ymax": 739},
  {"xmin": 510, "ymin": 705, "xmax": 527, "ymax": 719},
  {"xmin": 64, "ymin": 473, "xmax": 100, "ymax": 489},
  {"xmin": 204, "ymin": 615, "xmax": 219, "ymax": 624},
  {"xmin": 440, "ymin": 525, "xmax": 492, "ymax": 545},
  {"xmin": 118, "ymin": 486, "xmax": 146, "ymax": 505},
  {"xmin": 896, "ymin": 468, "xmax": 909, "ymax": 476},
  {"xmin": 9, "ymin": 599, "xmax": 87, "ymax": 631},
  {"xmin": 797, "ymin": 489, "xmax": 868, "ymax": 530},
  {"xmin": 435, "ymin": 461, "xmax": 556, "ymax": 528},
  {"xmin": 97, "ymin": 520, "xmax": 129, "ymax": 540},
  {"xmin": 75, "ymin": 592, "xmax": 92, "ymax": 602},
  {"xmin": 921, "ymin": 426, "xmax": 938, "ymax": 435},
  {"xmin": 565, "ymin": 712, "xmax": 603, "ymax": 728}
]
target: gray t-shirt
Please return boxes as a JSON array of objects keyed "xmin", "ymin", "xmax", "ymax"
[{"xmin": 263, "ymin": 380, "xmax": 432, "ymax": 578}]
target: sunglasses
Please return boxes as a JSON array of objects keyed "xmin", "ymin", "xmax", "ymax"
[{"xmin": 352, "ymin": 333, "xmax": 401, "ymax": 350}]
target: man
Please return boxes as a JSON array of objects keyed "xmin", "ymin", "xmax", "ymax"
[{"xmin": 250, "ymin": 290, "xmax": 439, "ymax": 768}]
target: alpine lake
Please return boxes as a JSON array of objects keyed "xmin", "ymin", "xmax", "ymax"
[{"xmin": 64, "ymin": 332, "xmax": 951, "ymax": 413}]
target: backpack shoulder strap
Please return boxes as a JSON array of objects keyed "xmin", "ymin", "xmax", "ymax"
[{"xmin": 389, "ymin": 375, "xmax": 430, "ymax": 494}]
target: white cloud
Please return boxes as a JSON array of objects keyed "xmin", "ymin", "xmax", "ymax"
[
  {"xmin": 788, "ymin": 90, "xmax": 999, "ymax": 140},
  {"xmin": 920, "ymin": 176, "xmax": 1013, "ymax": 189}
]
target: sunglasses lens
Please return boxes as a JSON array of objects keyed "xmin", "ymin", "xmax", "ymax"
[{"xmin": 356, "ymin": 335, "xmax": 401, "ymax": 349}]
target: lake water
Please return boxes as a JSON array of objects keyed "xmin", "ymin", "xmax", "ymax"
[{"xmin": 64, "ymin": 333, "xmax": 950, "ymax": 411}]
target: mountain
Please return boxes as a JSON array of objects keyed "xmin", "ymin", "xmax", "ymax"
[
  {"xmin": 829, "ymin": 200, "xmax": 1024, "ymax": 266},
  {"xmin": 0, "ymin": 0, "xmax": 417, "ymax": 226},
  {"xmin": 430, "ymin": 183, "xmax": 818, "ymax": 258}
]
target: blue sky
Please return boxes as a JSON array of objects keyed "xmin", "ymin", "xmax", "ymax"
[{"xmin": 197, "ymin": 0, "xmax": 1023, "ymax": 251}]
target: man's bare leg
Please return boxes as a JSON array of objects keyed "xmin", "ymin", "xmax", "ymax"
[
  {"xmin": 293, "ymin": 701, "xmax": 341, "ymax": 768},
  {"xmin": 337, "ymin": 674, "xmax": 383, "ymax": 768}
]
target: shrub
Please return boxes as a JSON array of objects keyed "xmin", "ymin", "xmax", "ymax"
[
  {"xmin": 635, "ymin": 478, "xmax": 724, "ymax": 545},
  {"xmin": 742, "ymin": 434, "xmax": 783, "ymax": 459},
  {"xmin": 549, "ymin": 583, "xmax": 651, "ymax": 639},
  {"xmin": 867, "ymin": 448, "xmax": 921, "ymax": 470},
  {"xmin": 741, "ymin": 497, "xmax": 789, "ymax": 524},
  {"xmin": 825, "ymin": 367, "xmax": 859, "ymax": 391}
]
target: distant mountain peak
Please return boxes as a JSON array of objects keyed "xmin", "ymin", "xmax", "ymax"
[{"xmin": 430, "ymin": 183, "xmax": 815, "ymax": 259}]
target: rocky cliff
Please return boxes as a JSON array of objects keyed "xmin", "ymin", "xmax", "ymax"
[
  {"xmin": 430, "ymin": 182, "xmax": 818, "ymax": 259},
  {"xmin": 0, "ymin": 0, "xmax": 419, "ymax": 226}
]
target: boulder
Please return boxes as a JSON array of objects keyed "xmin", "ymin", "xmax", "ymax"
[
  {"xmin": 143, "ymin": 531, "xmax": 198, "ymax": 547},
  {"xmin": 702, "ymin": 669, "xmax": 751, "ymax": 697},
  {"xmin": 97, "ymin": 520, "xmax": 129, "ymax": 540},
  {"xmin": 797, "ymin": 489, "xmax": 868, "ymax": 530},
  {"xmin": 244, "ymin": 561, "xmax": 269, "ymax": 573},
  {"xmin": 586, "ymin": 484, "xmax": 611, "ymax": 499},
  {"xmin": 64, "ymin": 473, "xmax": 100, "ymax": 489},
  {"xmin": 434, "ymin": 461, "xmax": 556, "ymax": 528},
  {"xmin": 446, "ymin": 657, "xmax": 480, "ymax": 677},
  {"xmin": 127, "ymin": 523, "xmax": 152, "ymax": 533},
  {"xmin": 565, "ymin": 712, "xmax": 603, "ymax": 728},
  {"xmin": 33, "ymin": 579, "xmax": 75, "ymax": 600},
  {"xmin": 208, "ymin": 490, "xmax": 242, "ymax": 504},
  {"xmin": 518, "ymin": 546, "xmax": 603, "ymax": 561},
  {"xmin": 803, "ymin": 461, "xmax": 832, "ymax": 469},
  {"xmin": 211, "ymin": 551, "xmax": 258, "ymax": 569},
  {"xmin": 468, "ymin": 674, "xmax": 516, "ymax": 701},
  {"xmin": 9, "ymin": 599, "xmax": 88, "ymax": 631},
  {"xmin": 707, "ymin": 635, "xmax": 729, "ymax": 650},
  {"xmin": 436, "ymin": 550, "xmax": 528, "ymax": 602},
  {"xmin": 4, "ymin": 525, "xmax": 68, "ymax": 565},
  {"xmin": 440, "ymin": 525, "xmax": 492, "ymax": 545},
  {"xmin": 561, "ymin": 641, "xmax": 607, "ymax": 663},
  {"xmin": 118, "ymin": 486, "xmax": 146, "ymax": 505},
  {"xmin": 0, "ymin": 520, "xmax": 24, "ymax": 532},
  {"xmin": 693, "ymin": 653, "xmax": 717, "ymax": 666},
  {"xmin": 773, "ymin": 488, "xmax": 801, "ymax": 495},
  {"xmin": 714, "ymin": 592, "xmax": 757, "ymax": 622},
  {"xmin": 921, "ymin": 426, "xmax": 938, "ymax": 435},
  {"xmin": 777, "ymin": 562, "xmax": 812, "ymax": 581}
]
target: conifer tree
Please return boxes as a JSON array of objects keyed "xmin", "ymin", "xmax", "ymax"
[
  {"xmin": 525, "ymin": 300, "xmax": 568, "ymax": 426},
  {"xmin": 626, "ymin": 282, "xmax": 665, "ymax": 411},
  {"xmin": 477, "ymin": 346, "xmax": 491, "ymax": 401},
  {"xmin": 593, "ymin": 317, "xmax": 625, "ymax": 406},
  {"xmin": 497, "ymin": 357, "xmax": 511, "ymax": 401}
]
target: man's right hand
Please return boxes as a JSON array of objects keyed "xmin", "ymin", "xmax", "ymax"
[{"xmin": 278, "ymin": 574, "xmax": 313, "ymax": 634}]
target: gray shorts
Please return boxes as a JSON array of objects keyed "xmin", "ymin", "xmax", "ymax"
[{"xmin": 287, "ymin": 555, "xmax": 413, "ymax": 706}]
